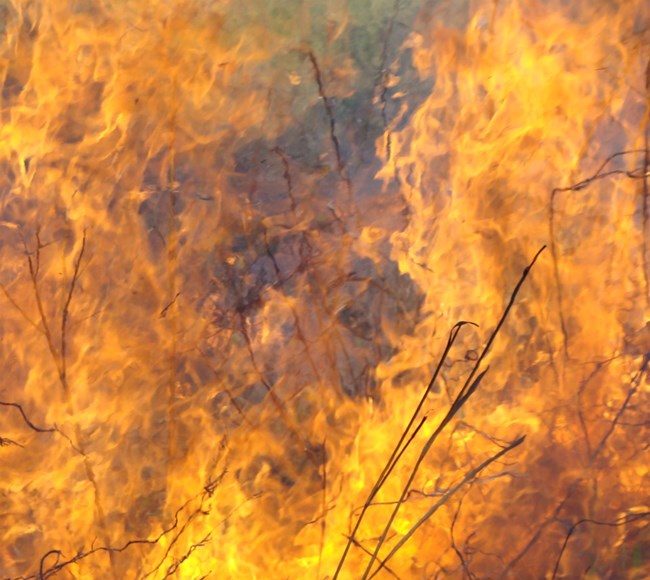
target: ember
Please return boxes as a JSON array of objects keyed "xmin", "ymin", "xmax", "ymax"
[{"xmin": 0, "ymin": 0, "xmax": 648, "ymax": 578}]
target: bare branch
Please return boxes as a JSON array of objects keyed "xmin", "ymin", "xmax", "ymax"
[
  {"xmin": 548, "ymin": 148, "xmax": 648, "ymax": 359},
  {"xmin": 305, "ymin": 50, "xmax": 352, "ymax": 199},
  {"xmin": 361, "ymin": 246, "xmax": 545, "ymax": 579},
  {"xmin": 160, "ymin": 291, "xmax": 180, "ymax": 318},
  {"xmin": 334, "ymin": 321, "xmax": 476, "ymax": 578},
  {"xmin": 641, "ymin": 61, "xmax": 650, "ymax": 306},
  {"xmin": 33, "ymin": 472, "xmax": 230, "ymax": 579},
  {"xmin": 272, "ymin": 147, "xmax": 298, "ymax": 213},
  {"xmin": 502, "ymin": 490, "xmax": 572, "ymax": 575},
  {"xmin": 60, "ymin": 230, "xmax": 87, "ymax": 393},
  {"xmin": 450, "ymin": 490, "xmax": 476, "ymax": 580},
  {"xmin": 0, "ymin": 400, "xmax": 56, "ymax": 433},
  {"xmin": 551, "ymin": 511, "xmax": 650, "ymax": 579},
  {"xmin": 0, "ymin": 283, "xmax": 43, "ymax": 333},
  {"xmin": 22, "ymin": 233, "xmax": 62, "ymax": 382},
  {"xmin": 375, "ymin": 0, "xmax": 402, "ymax": 161},
  {"xmin": 591, "ymin": 353, "xmax": 648, "ymax": 460},
  {"xmin": 163, "ymin": 533, "xmax": 211, "ymax": 578},
  {"xmin": 0, "ymin": 435, "xmax": 23, "ymax": 447},
  {"xmin": 369, "ymin": 436, "xmax": 526, "ymax": 578},
  {"xmin": 344, "ymin": 535, "xmax": 401, "ymax": 579}
]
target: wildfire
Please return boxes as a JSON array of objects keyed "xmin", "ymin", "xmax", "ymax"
[{"xmin": 0, "ymin": 0, "xmax": 648, "ymax": 578}]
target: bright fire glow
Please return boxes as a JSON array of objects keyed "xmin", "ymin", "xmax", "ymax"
[{"xmin": 0, "ymin": 0, "xmax": 648, "ymax": 578}]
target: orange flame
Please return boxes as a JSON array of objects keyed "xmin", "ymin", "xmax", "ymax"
[{"xmin": 0, "ymin": 0, "xmax": 648, "ymax": 578}]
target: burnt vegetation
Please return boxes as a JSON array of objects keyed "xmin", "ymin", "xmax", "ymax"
[{"xmin": 0, "ymin": 1, "xmax": 648, "ymax": 578}]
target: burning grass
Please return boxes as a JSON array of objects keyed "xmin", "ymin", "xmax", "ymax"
[{"xmin": 0, "ymin": 0, "xmax": 649, "ymax": 578}]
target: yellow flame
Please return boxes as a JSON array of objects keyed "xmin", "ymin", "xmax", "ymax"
[{"xmin": 0, "ymin": 0, "xmax": 648, "ymax": 578}]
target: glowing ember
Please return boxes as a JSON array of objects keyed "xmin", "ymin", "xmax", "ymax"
[{"xmin": 0, "ymin": 0, "xmax": 648, "ymax": 578}]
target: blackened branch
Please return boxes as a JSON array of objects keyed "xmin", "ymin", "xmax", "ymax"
[
  {"xmin": 17, "ymin": 229, "xmax": 88, "ymax": 396},
  {"xmin": 38, "ymin": 551, "xmax": 63, "ymax": 580},
  {"xmin": 60, "ymin": 230, "xmax": 87, "ymax": 393},
  {"xmin": 502, "ymin": 491, "xmax": 572, "ymax": 575},
  {"xmin": 552, "ymin": 150, "xmax": 647, "ymax": 194},
  {"xmin": 375, "ymin": 0, "xmax": 402, "ymax": 161},
  {"xmin": 237, "ymin": 311, "xmax": 324, "ymax": 470},
  {"xmin": 575, "ymin": 359, "xmax": 615, "ymax": 459},
  {"xmin": 306, "ymin": 50, "xmax": 352, "ymax": 196},
  {"xmin": 143, "ymin": 504, "xmax": 207, "ymax": 578},
  {"xmin": 505, "ymin": 382, "xmax": 650, "ymax": 579},
  {"xmin": 34, "ymin": 517, "xmax": 182, "ymax": 579},
  {"xmin": 0, "ymin": 435, "xmax": 23, "ymax": 447},
  {"xmin": 196, "ymin": 347, "xmax": 251, "ymax": 425},
  {"xmin": 160, "ymin": 291, "xmax": 181, "ymax": 318},
  {"xmin": 0, "ymin": 400, "xmax": 56, "ymax": 433},
  {"xmin": 272, "ymin": 147, "xmax": 298, "ymax": 213},
  {"xmin": 22, "ymin": 232, "xmax": 61, "ymax": 382}
]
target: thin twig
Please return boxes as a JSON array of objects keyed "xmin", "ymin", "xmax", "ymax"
[
  {"xmin": 345, "ymin": 535, "xmax": 401, "ymax": 579},
  {"xmin": 272, "ymin": 147, "xmax": 298, "ymax": 213},
  {"xmin": 501, "ymin": 490, "xmax": 572, "ymax": 576},
  {"xmin": 551, "ymin": 511, "xmax": 650, "ymax": 579},
  {"xmin": 60, "ymin": 230, "xmax": 87, "ymax": 394},
  {"xmin": 160, "ymin": 291, "xmax": 180, "ymax": 318},
  {"xmin": 34, "ymin": 473, "xmax": 229, "ymax": 579},
  {"xmin": 590, "ymin": 353, "xmax": 648, "ymax": 460},
  {"xmin": 361, "ymin": 246, "xmax": 545, "ymax": 578},
  {"xmin": 450, "ymin": 490, "xmax": 476, "ymax": 580},
  {"xmin": 334, "ymin": 321, "xmax": 475, "ymax": 578},
  {"xmin": 0, "ymin": 435, "xmax": 23, "ymax": 447},
  {"xmin": 23, "ymin": 233, "xmax": 62, "ymax": 381},
  {"xmin": 549, "ymin": 149, "xmax": 647, "ymax": 359},
  {"xmin": 375, "ymin": 0, "xmax": 402, "ymax": 161},
  {"xmin": 38, "ymin": 551, "xmax": 62, "ymax": 580},
  {"xmin": 576, "ymin": 361, "xmax": 608, "ymax": 458},
  {"xmin": 19, "ymin": 232, "xmax": 119, "ymax": 576},
  {"xmin": 642, "ymin": 59, "xmax": 650, "ymax": 306},
  {"xmin": 0, "ymin": 400, "xmax": 56, "ymax": 433},
  {"xmin": 237, "ymin": 310, "xmax": 324, "ymax": 470},
  {"xmin": 369, "ymin": 436, "xmax": 526, "ymax": 578},
  {"xmin": 196, "ymin": 347, "xmax": 251, "ymax": 425},
  {"xmin": 163, "ymin": 533, "xmax": 211, "ymax": 578},
  {"xmin": 306, "ymin": 50, "xmax": 352, "ymax": 198},
  {"xmin": 552, "ymin": 150, "xmax": 646, "ymax": 193},
  {"xmin": 0, "ymin": 283, "xmax": 43, "ymax": 332}
]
